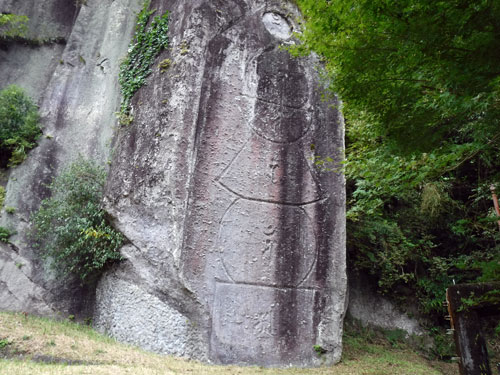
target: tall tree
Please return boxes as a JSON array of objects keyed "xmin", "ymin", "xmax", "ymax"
[{"xmin": 294, "ymin": 0, "xmax": 500, "ymax": 321}]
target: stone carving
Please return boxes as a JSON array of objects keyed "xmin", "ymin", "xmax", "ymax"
[
  {"xmin": 0, "ymin": 0, "xmax": 347, "ymax": 367},
  {"xmin": 262, "ymin": 13, "xmax": 292, "ymax": 40},
  {"xmin": 212, "ymin": 283, "xmax": 317, "ymax": 364},
  {"xmin": 218, "ymin": 139, "xmax": 322, "ymax": 204},
  {"xmin": 251, "ymin": 49, "xmax": 311, "ymax": 143},
  {"xmin": 217, "ymin": 200, "xmax": 316, "ymax": 287},
  {"xmin": 209, "ymin": 42, "xmax": 328, "ymax": 364}
]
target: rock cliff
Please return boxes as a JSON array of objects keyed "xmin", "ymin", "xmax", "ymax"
[{"xmin": 0, "ymin": 0, "xmax": 346, "ymax": 367}]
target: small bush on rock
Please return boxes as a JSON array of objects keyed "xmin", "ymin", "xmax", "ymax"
[
  {"xmin": 0, "ymin": 226, "xmax": 12, "ymax": 243},
  {"xmin": 32, "ymin": 159, "xmax": 125, "ymax": 284},
  {"xmin": 0, "ymin": 13, "xmax": 28, "ymax": 43},
  {"xmin": 0, "ymin": 85, "xmax": 41, "ymax": 167}
]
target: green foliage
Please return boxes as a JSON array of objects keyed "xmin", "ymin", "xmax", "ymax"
[
  {"xmin": 459, "ymin": 289, "xmax": 500, "ymax": 312},
  {"xmin": 5, "ymin": 206, "xmax": 15, "ymax": 214},
  {"xmin": 295, "ymin": 0, "xmax": 500, "ymax": 153},
  {"xmin": 0, "ymin": 186, "xmax": 5, "ymax": 209},
  {"xmin": 0, "ymin": 338, "xmax": 10, "ymax": 349},
  {"xmin": 384, "ymin": 329, "xmax": 407, "ymax": 348},
  {"xmin": 296, "ymin": 0, "xmax": 500, "ymax": 322},
  {"xmin": 428, "ymin": 328, "xmax": 456, "ymax": 360},
  {"xmin": 119, "ymin": 1, "xmax": 169, "ymax": 117},
  {"xmin": 0, "ymin": 13, "xmax": 28, "ymax": 42},
  {"xmin": 31, "ymin": 159, "xmax": 125, "ymax": 285},
  {"xmin": 0, "ymin": 85, "xmax": 41, "ymax": 167},
  {"xmin": 475, "ymin": 252, "xmax": 500, "ymax": 282},
  {"xmin": 0, "ymin": 227, "xmax": 12, "ymax": 243},
  {"xmin": 313, "ymin": 344, "xmax": 326, "ymax": 356}
]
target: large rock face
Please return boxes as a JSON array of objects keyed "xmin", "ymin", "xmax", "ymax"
[
  {"xmin": 0, "ymin": 0, "xmax": 142, "ymax": 316},
  {"xmin": 100, "ymin": 0, "xmax": 346, "ymax": 366},
  {"xmin": 0, "ymin": 0, "xmax": 346, "ymax": 367}
]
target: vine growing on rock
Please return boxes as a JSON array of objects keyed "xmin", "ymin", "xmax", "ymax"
[{"xmin": 118, "ymin": 0, "xmax": 169, "ymax": 121}]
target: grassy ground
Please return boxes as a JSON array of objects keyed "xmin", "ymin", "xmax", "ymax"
[{"xmin": 0, "ymin": 311, "xmax": 457, "ymax": 375}]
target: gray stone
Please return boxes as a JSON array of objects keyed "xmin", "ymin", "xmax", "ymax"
[
  {"xmin": 262, "ymin": 13, "xmax": 292, "ymax": 40},
  {"xmin": 0, "ymin": 0, "xmax": 347, "ymax": 367},
  {"xmin": 94, "ymin": 263, "xmax": 207, "ymax": 360},
  {"xmin": 105, "ymin": 0, "xmax": 346, "ymax": 367},
  {"xmin": 348, "ymin": 278, "xmax": 425, "ymax": 337},
  {"xmin": 0, "ymin": 0, "xmax": 76, "ymax": 41},
  {"xmin": 0, "ymin": 243, "xmax": 55, "ymax": 315},
  {"xmin": 0, "ymin": 0, "xmax": 143, "ymax": 315}
]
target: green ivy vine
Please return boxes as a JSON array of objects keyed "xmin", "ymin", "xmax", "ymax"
[{"xmin": 118, "ymin": 1, "xmax": 169, "ymax": 119}]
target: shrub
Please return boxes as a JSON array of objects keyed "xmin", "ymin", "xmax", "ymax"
[
  {"xmin": 0, "ymin": 13, "xmax": 28, "ymax": 43},
  {"xmin": 0, "ymin": 85, "xmax": 41, "ymax": 167},
  {"xmin": 0, "ymin": 226, "xmax": 11, "ymax": 243},
  {"xmin": 31, "ymin": 159, "xmax": 125, "ymax": 284},
  {"xmin": 0, "ymin": 186, "xmax": 5, "ymax": 209}
]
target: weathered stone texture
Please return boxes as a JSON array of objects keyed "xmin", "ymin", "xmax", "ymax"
[
  {"xmin": 348, "ymin": 278, "xmax": 425, "ymax": 337},
  {"xmin": 0, "ymin": 0, "xmax": 142, "ymax": 315},
  {"xmin": 0, "ymin": 0, "xmax": 346, "ymax": 367},
  {"xmin": 94, "ymin": 258, "xmax": 207, "ymax": 359},
  {"xmin": 102, "ymin": 0, "xmax": 346, "ymax": 366}
]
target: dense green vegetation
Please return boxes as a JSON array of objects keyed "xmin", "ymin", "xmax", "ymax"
[
  {"xmin": 294, "ymin": 0, "xmax": 500, "ymax": 323},
  {"xmin": 0, "ymin": 85, "xmax": 41, "ymax": 167},
  {"xmin": 31, "ymin": 159, "xmax": 124, "ymax": 285},
  {"xmin": 118, "ymin": 0, "xmax": 169, "ymax": 121}
]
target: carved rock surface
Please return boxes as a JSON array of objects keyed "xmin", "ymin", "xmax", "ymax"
[
  {"xmin": 0, "ymin": 0, "xmax": 346, "ymax": 367},
  {"xmin": 101, "ymin": 0, "xmax": 346, "ymax": 366}
]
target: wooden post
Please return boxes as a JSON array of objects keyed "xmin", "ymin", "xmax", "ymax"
[
  {"xmin": 446, "ymin": 283, "xmax": 500, "ymax": 375},
  {"xmin": 490, "ymin": 185, "xmax": 500, "ymax": 231}
]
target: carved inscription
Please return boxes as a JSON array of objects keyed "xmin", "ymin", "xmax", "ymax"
[
  {"xmin": 218, "ymin": 139, "xmax": 323, "ymax": 204},
  {"xmin": 218, "ymin": 199, "xmax": 316, "ymax": 287},
  {"xmin": 251, "ymin": 49, "xmax": 312, "ymax": 143},
  {"xmin": 212, "ymin": 282, "xmax": 316, "ymax": 363},
  {"xmin": 211, "ymin": 36, "xmax": 329, "ymax": 366}
]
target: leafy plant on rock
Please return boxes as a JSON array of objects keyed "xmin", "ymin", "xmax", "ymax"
[
  {"xmin": 31, "ymin": 159, "xmax": 125, "ymax": 285},
  {"xmin": 0, "ymin": 226, "xmax": 12, "ymax": 243},
  {"xmin": 0, "ymin": 13, "xmax": 28, "ymax": 44},
  {"xmin": 118, "ymin": 0, "xmax": 169, "ymax": 118},
  {"xmin": 0, "ymin": 85, "xmax": 41, "ymax": 167}
]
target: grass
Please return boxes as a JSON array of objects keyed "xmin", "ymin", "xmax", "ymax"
[{"xmin": 0, "ymin": 312, "xmax": 456, "ymax": 375}]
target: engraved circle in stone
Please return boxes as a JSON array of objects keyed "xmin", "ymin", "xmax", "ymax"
[
  {"xmin": 262, "ymin": 12, "xmax": 292, "ymax": 40},
  {"xmin": 250, "ymin": 49, "xmax": 312, "ymax": 144},
  {"xmin": 218, "ymin": 199, "xmax": 317, "ymax": 287}
]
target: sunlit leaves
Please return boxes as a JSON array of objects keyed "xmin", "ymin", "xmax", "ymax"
[{"xmin": 296, "ymin": 0, "xmax": 500, "ymax": 317}]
